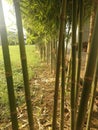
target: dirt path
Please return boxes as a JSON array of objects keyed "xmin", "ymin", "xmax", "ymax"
[
  {"xmin": 22, "ymin": 63, "xmax": 70, "ymax": 130},
  {"xmin": 0, "ymin": 62, "xmax": 98, "ymax": 130},
  {"xmin": 30, "ymin": 63, "xmax": 55, "ymax": 130},
  {"xmin": 28, "ymin": 62, "xmax": 98, "ymax": 130},
  {"xmin": 0, "ymin": 63, "xmax": 70, "ymax": 130}
]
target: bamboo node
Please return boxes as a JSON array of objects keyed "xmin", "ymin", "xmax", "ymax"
[
  {"xmin": 84, "ymin": 76, "xmax": 93, "ymax": 81},
  {"xmin": 22, "ymin": 56, "xmax": 26, "ymax": 60},
  {"xmin": 26, "ymin": 95, "xmax": 31, "ymax": 101},
  {"xmin": 11, "ymin": 110, "xmax": 17, "ymax": 116},
  {"xmin": 5, "ymin": 71, "xmax": 12, "ymax": 77}
]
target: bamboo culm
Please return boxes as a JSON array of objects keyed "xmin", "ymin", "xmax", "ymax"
[
  {"xmin": 76, "ymin": 7, "xmax": 98, "ymax": 130},
  {"xmin": 52, "ymin": 0, "xmax": 67, "ymax": 129},
  {"xmin": 60, "ymin": 35, "xmax": 65, "ymax": 130},
  {"xmin": 75, "ymin": 0, "xmax": 83, "ymax": 116},
  {"xmin": 71, "ymin": 0, "xmax": 77, "ymax": 129},
  {"xmin": 0, "ymin": 1, "xmax": 18, "ymax": 130},
  {"xmin": 86, "ymin": 62, "xmax": 98, "ymax": 130},
  {"xmin": 12, "ymin": 1, "xmax": 34, "ymax": 129}
]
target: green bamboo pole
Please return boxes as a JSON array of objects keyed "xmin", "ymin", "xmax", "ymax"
[
  {"xmin": 52, "ymin": 0, "xmax": 66, "ymax": 129},
  {"xmin": 60, "ymin": 35, "xmax": 65, "ymax": 130},
  {"xmin": 50, "ymin": 39, "xmax": 53, "ymax": 73},
  {"xmin": 76, "ymin": 6, "xmax": 98, "ymax": 130},
  {"xmin": 86, "ymin": 62, "xmax": 98, "ymax": 130},
  {"xmin": 85, "ymin": 3, "xmax": 97, "ymax": 130},
  {"xmin": 46, "ymin": 42, "xmax": 50, "ymax": 65},
  {"xmin": 0, "ymin": 1, "xmax": 18, "ymax": 130},
  {"xmin": 71, "ymin": 0, "xmax": 77, "ymax": 129},
  {"xmin": 76, "ymin": 0, "xmax": 83, "ymax": 113},
  {"xmin": 50, "ymin": 39, "xmax": 52, "ymax": 71},
  {"xmin": 53, "ymin": 39, "xmax": 56, "ymax": 73},
  {"xmin": 12, "ymin": 1, "xmax": 34, "ymax": 129},
  {"xmin": 86, "ymin": 1, "xmax": 97, "ymax": 66}
]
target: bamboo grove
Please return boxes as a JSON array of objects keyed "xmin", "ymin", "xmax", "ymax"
[{"xmin": 0, "ymin": 0, "xmax": 98, "ymax": 130}]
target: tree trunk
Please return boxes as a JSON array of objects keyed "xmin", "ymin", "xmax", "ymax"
[
  {"xmin": 50, "ymin": 39, "xmax": 55, "ymax": 73},
  {"xmin": 76, "ymin": 0, "xmax": 83, "ymax": 115},
  {"xmin": 71, "ymin": 0, "xmax": 77, "ymax": 129},
  {"xmin": 76, "ymin": 6, "xmax": 98, "ymax": 130},
  {"xmin": 0, "ymin": 1, "xmax": 18, "ymax": 130},
  {"xmin": 52, "ymin": 0, "xmax": 67, "ymax": 129},
  {"xmin": 86, "ymin": 61, "xmax": 98, "ymax": 130},
  {"xmin": 13, "ymin": 1, "xmax": 34, "ymax": 129},
  {"xmin": 60, "ymin": 35, "xmax": 65, "ymax": 130},
  {"xmin": 86, "ymin": 1, "xmax": 97, "ymax": 67},
  {"xmin": 46, "ymin": 42, "xmax": 50, "ymax": 64}
]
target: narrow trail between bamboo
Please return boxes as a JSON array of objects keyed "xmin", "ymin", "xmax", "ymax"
[
  {"xmin": 0, "ymin": 62, "xmax": 98, "ymax": 130},
  {"xmin": 29, "ymin": 62, "xmax": 70, "ymax": 130}
]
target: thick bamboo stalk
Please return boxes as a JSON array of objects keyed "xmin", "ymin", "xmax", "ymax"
[
  {"xmin": 76, "ymin": 6, "xmax": 98, "ymax": 130},
  {"xmin": 86, "ymin": 2, "xmax": 97, "ymax": 65},
  {"xmin": 52, "ymin": 0, "xmax": 66, "ymax": 129},
  {"xmin": 71, "ymin": 0, "xmax": 77, "ymax": 129},
  {"xmin": 76, "ymin": 0, "xmax": 83, "ymax": 114},
  {"xmin": 0, "ymin": 1, "xmax": 18, "ymax": 130},
  {"xmin": 12, "ymin": 1, "xmax": 34, "ymax": 130},
  {"xmin": 60, "ymin": 36, "xmax": 65, "ymax": 130},
  {"xmin": 86, "ymin": 62, "xmax": 98, "ymax": 130}
]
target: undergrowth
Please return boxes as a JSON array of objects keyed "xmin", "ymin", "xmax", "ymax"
[{"xmin": 0, "ymin": 45, "xmax": 40, "ymax": 120}]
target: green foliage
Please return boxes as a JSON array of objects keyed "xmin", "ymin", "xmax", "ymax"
[
  {"xmin": 19, "ymin": 0, "xmax": 62, "ymax": 45},
  {"xmin": 5, "ymin": 0, "xmax": 93, "ymax": 49}
]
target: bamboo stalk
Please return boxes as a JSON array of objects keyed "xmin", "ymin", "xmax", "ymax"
[
  {"xmin": 53, "ymin": 39, "xmax": 56, "ymax": 73},
  {"xmin": 86, "ymin": 1, "xmax": 97, "ymax": 66},
  {"xmin": 46, "ymin": 42, "xmax": 50, "ymax": 65},
  {"xmin": 76, "ymin": 6, "xmax": 98, "ymax": 130},
  {"xmin": 60, "ymin": 35, "xmax": 65, "ymax": 130},
  {"xmin": 86, "ymin": 62, "xmax": 98, "ymax": 130},
  {"xmin": 76, "ymin": 0, "xmax": 83, "ymax": 114},
  {"xmin": 12, "ymin": 1, "xmax": 34, "ymax": 130},
  {"xmin": 0, "ymin": 1, "xmax": 18, "ymax": 130},
  {"xmin": 52, "ymin": 0, "xmax": 66, "ymax": 129},
  {"xmin": 71, "ymin": 0, "xmax": 77, "ymax": 129},
  {"xmin": 50, "ymin": 40, "xmax": 53, "ymax": 73}
]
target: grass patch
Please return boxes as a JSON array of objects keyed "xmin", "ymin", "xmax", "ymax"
[{"xmin": 0, "ymin": 45, "xmax": 40, "ymax": 120}]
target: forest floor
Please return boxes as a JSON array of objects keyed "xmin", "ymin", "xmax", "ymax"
[
  {"xmin": 0, "ymin": 55, "xmax": 98, "ymax": 130},
  {"xmin": 17, "ymin": 62, "xmax": 71, "ymax": 130}
]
